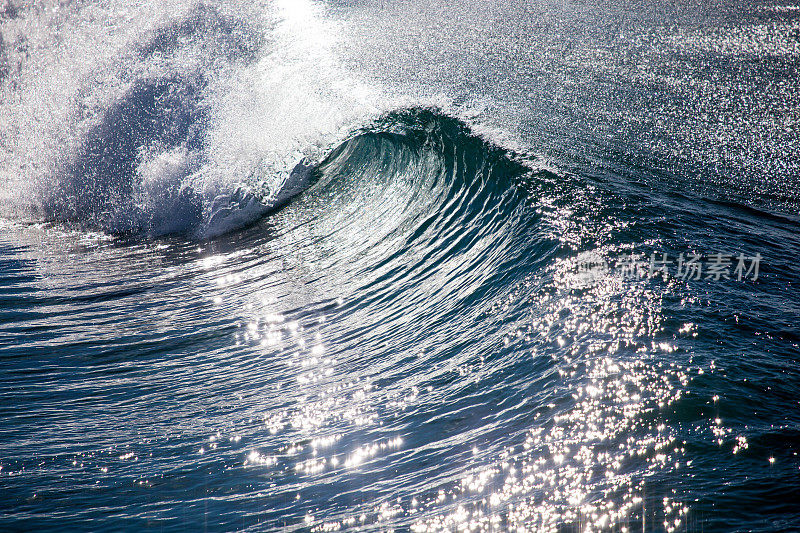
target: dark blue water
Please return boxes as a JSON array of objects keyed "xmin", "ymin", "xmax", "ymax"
[{"xmin": 2, "ymin": 1, "xmax": 800, "ymax": 531}]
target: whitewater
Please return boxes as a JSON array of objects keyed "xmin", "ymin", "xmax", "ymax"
[{"xmin": 1, "ymin": 0, "xmax": 800, "ymax": 531}]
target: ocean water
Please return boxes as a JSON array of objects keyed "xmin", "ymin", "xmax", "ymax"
[{"xmin": 1, "ymin": 0, "xmax": 800, "ymax": 531}]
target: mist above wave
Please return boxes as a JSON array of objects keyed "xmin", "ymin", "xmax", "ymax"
[{"xmin": 0, "ymin": 0, "xmax": 378, "ymax": 238}]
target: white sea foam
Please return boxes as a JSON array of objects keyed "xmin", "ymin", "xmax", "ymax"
[{"xmin": 0, "ymin": 0, "xmax": 380, "ymax": 238}]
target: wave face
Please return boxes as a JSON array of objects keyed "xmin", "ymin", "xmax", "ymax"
[{"xmin": 3, "ymin": 1, "xmax": 800, "ymax": 532}]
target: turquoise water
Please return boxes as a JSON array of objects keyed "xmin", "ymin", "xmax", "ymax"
[{"xmin": 2, "ymin": 1, "xmax": 800, "ymax": 531}]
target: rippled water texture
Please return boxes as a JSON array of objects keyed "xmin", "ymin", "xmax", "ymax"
[{"xmin": 2, "ymin": 1, "xmax": 800, "ymax": 532}]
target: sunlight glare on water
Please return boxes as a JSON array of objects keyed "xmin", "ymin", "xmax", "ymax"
[{"xmin": 1, "ymin": 0, "xmax": 800, "ymax": 531}]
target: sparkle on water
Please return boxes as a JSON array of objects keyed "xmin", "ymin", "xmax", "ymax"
[{"xmin": 2, "ymin": 0, "xmax": 799, "ymax": 531}]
